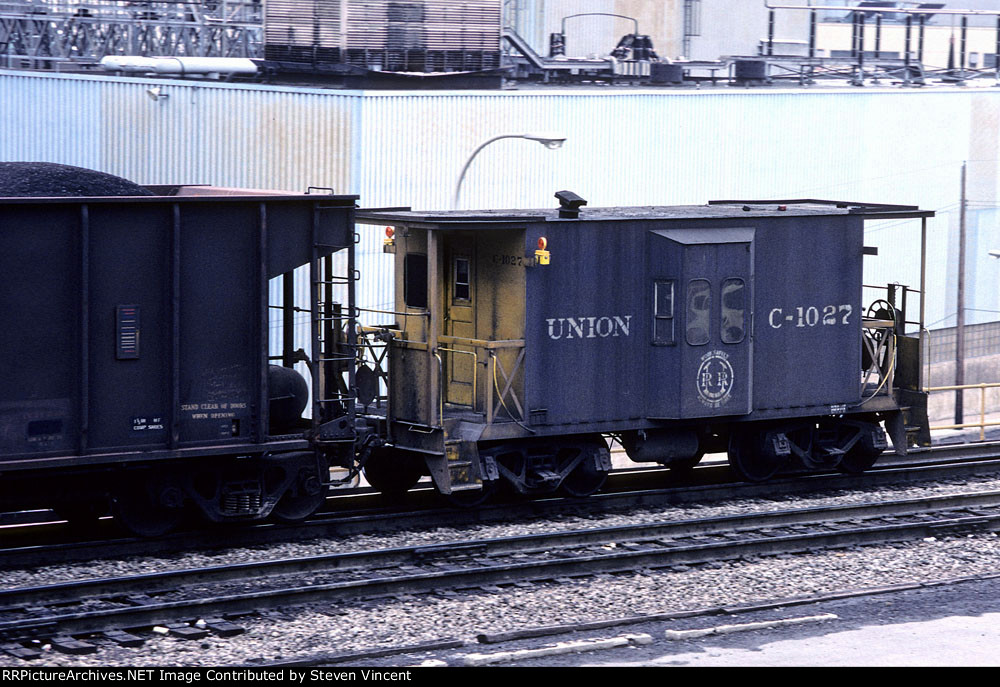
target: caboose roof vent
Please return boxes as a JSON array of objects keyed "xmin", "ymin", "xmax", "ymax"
[{"xmin": 556, "ymin": 190, "xmax": 587, "ymax": 219}]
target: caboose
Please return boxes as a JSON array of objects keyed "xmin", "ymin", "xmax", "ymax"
[{"xmin": 356, "ymin": 194, "xmax": 933, "ymax": 500}]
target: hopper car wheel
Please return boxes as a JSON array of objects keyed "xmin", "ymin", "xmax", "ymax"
[
  {"xmin": 113, "ymin": 477, "xmax": 184, "ymax": 538},
  {"xmin": 728, "ymin": 431, "xmax": 783, "ymax": 483},
  {"xmin": 55, "ymin": 499, "xmax": 109, "ymax": 528},
  {"xmin": 560, "ymin": 440, "xmax": 611, "ymax": 498},
  {"xmin": 272, "ymin": 467, "xmax": 328, "ymax": 523},
  {"xmin": 363, "ymin": 447, "xmax": 424, "ymax": 499}
]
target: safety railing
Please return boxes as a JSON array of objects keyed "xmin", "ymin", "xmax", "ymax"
[
  {"xmin": 860, "ymin": 316, "xmax": 895, "ymax": 401},
  {"xmin": 924, "ymin": 382, "xmax": 1000, "ymax": 441},
  {"xmin": 436, "ymin": 335, "xmax": 526, "ymax": 427}
]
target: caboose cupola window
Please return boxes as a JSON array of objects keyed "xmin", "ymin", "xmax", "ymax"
[
  {"xmin": 686, "ymin": 279, "xmax": 711, "ymax": 346},
  {"xmin": 653, "ymin": 280, "xmax": 675, "ymax": 345},
  {"xmin": 721, "ymin": 278, "xmax": 746, "ymax": 344}
]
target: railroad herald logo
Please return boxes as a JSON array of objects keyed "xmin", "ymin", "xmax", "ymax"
[
  {"xmin": 696, "ymin": 350, "xmax": 734, "ymax": 408},
  {"xmin": 546, "ymin": 315, "xmax": 633, "ymax": 340}
]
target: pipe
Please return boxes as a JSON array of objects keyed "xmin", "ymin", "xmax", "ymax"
[{"xmin": 100, "ymin": 56, "xmax": 258, "ymax": 76}]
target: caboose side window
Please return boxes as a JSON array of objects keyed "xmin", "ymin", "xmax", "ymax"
[
  {"xmin": 404, "ymin": 252, "xmax": 428, "ymax": 309},
  {"xmin": 653, "ymin": 280, "xmax": 674, "ymax": 345},
  {"xmin": 686, "ymin": 279, "xmax": 711, "ymax": 346},
  {"xmin": 721, "ymin": 278, "xmax": 746, "ymax": 344}
]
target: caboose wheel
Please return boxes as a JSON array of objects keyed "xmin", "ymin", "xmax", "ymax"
[
  {"xmin": 271, "ymin": 467, "xmax": 328, "ymax": 523},
  {"xmin": 728, "ymin": 431, "xmax": 783, "ymax": 482},
  {"xmin": 560, "ymin": 440, "xmax": 611, "ymax": 497},
  {"xmin": 837, "ymin": 424, "xmax": 885, "ymax": 474},
  {"xmin": 363, "ymin": 447, "xmax": 424, "ymax": 498}
]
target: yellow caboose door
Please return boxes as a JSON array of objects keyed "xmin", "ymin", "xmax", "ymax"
[{"xmin": 443, "ymin": 235, "xmax": 476, "ymax": 407}]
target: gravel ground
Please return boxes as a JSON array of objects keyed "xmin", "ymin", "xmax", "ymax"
[
  {"xmin": 7, "ymin": 531, "xmax": 1000, "ymax": 667},
  {"xmin": 4, "ymin": 473, "xmax": 1000, "ymax": 665},
  {"xmin": 5, "ymin": 471, "xmax": 1000, "ymax": 589}
]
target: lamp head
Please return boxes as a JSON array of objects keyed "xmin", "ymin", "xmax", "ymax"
[{"xmin": 521, "ymin": 133, "xmax": 567, "ymax": 149}]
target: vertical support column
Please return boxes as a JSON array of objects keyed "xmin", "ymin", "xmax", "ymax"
[
  {"xmin": 282, "ymin": 272, "xmax": 295, "ymax": 367},
  {"xmin": 904, "ymin": 15, "xmax": 912, "ymax": 85},
  {"xmin": 257, "ymin": 202, "xmax": 269, "ymax": 443},
  {"xmin": 310, "ymin": 205, "xmax": 322, "ymax": 432},
  {"xmin": 851, "ymin": 12, "xmax": 859, "ymax": 59},
  {"xmin": 875, "ymin": 13, "xmax": 882, "ymax": 60},
  {"xmin": 170, "ymin": 203, "xmax": 181, "ymax": 449},
  {"xmin": 956, "ymin": 161, "xmax": 967, "ymax": 426},
  {"xmin": 995, "ymin": 16, "xmax": 1000, "ymax": 82},
  {"xmin": 767, "ymin": 9, "xmax": 774, "ymax": 57},
  {"xmin": 920, "ymin": 215, "xmax": 927, "ymax": 392},
  {"xmin": 960, "ymin": 15, "xmax": 968, "ymax": 77},
  {"xmin": 346, "ymin": 212, "xmax": 358, "ymax": 425},
  {"xmin": 918, "ymin": 15, "xmax": 926, "ymax": 64},
  {"xmin": 809, "ymin": 10, "xmax": 816, "ymax": 59},
  {"xmin": 79, "ymin": 204, "xmax": 90, "ymax": 453},
  {"xmin": 427, "ymin": 229, "xmax": 441, "ymax": 427}
]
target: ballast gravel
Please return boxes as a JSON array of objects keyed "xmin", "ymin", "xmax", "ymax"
[
  {"xmin": 7, "ymin": 474, "xmax": 1000, "ymax": 666},
  {"xmin": 6, "ymin": 472, "xmax": 1000, "ymax": 589},
  {"xmin": 10, "ymin": 531, "xmax": 1000, "ymax": 667}
]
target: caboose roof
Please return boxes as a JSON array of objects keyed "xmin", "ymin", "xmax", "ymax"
[{"xmin": 357, "ymin": 199, "xmax": 933, "ymax": 226}]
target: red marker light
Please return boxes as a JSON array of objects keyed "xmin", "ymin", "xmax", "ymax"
[
  {"xmin": 385, "ymin": 226, "xmax": 395, "ymax": 238},
  {"xmin": 537, "ymin": 236, "xmax": 548, "ymax": 250}
]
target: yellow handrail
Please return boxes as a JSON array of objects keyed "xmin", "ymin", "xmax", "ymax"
[{"xmin": 923, "ymin": 382, "xmax": 1000, "ymax": 441}]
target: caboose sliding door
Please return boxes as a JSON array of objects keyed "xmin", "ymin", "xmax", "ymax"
[{"xmin": 647, "ymin": 228, "xmax": 754, "ymax": 419}]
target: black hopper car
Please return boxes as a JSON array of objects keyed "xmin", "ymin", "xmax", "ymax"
[{"xmin": 0, "ymin": 170, "xmax": 934, "ymax": 535}]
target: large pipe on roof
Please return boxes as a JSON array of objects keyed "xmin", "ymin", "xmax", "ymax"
[{"xmin": 100, "ymin": 56, "xmax": 258, "ymax": 76}]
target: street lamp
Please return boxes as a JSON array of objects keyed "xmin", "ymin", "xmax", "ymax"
[
  {"xmin": 452, "ymin": 133, "xmax": 567, "ymax": 210},
  {"xmin": 990, "ymin": 250, "xmax": 1000, "ymax": 258}
]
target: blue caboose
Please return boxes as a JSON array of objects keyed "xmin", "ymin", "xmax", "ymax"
[{"xmin": 357, "ymin": 195, "xmax": 933, "ymax": 499}]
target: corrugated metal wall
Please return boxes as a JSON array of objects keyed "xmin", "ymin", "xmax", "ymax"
[{"xmin": 2, "ymin": 69, "xmax": 999, "ymax": 332}]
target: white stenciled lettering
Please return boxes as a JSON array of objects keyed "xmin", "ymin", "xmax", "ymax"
[
  {"xmin": 769, "ymin": 308, "xmax": 783, "ymax": 328},
  {"xmin": 546, "ymin": 318, "xmax": 564, "ymax": 340},
  {"xmin": 565, "ymin": 318, "xmax": 586, "ymax": 339},
  {"xmin": 770, "ymin": 304, "xmax": 854, "ymax": 329},
  {"xmin": 546, "ymin": 315, "xmax": 633, "ymax": 340}
]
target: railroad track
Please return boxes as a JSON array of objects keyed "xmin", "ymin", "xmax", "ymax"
[
  {"xmin": 4, "ymin": 443, "xmax": 1000, "ymax": 569},
  {"xmin": 4, "ymin": 483, "xmax": 1000, "ymax": 654}
]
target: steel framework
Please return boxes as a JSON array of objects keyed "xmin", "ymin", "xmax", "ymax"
[{"xmin": 0, "ymin": 0, "xmax": 262, "ymax": 67}]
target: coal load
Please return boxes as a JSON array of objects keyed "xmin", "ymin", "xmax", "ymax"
[{"xmin": 0, "ymin": 162, "xmax": 154, "ymax": 197}]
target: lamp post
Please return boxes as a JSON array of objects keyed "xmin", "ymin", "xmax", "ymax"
[{"xmin": 452, "ymin": 133, "xmax": 567, "ymax": 210}]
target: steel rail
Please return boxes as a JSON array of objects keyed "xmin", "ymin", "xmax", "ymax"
[
  {"xmin": 3, "ymin": 488, "xmax": 1000, "ymax": 639},
  {"xmin": 4, "ymin": 443, "xmax": 1000, "ymax": 569}
]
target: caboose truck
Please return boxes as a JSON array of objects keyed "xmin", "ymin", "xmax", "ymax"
[
  {"xmin": 0, "ymin": 185, "xmax": 359, "ymax": 536},
  {"xmin": 355, "ymin": 195, "xmax": 934, "ymax": 499}
]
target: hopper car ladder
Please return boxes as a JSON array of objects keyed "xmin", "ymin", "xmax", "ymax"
[{"xmin": 308, "ymin": 205, "xmax": 358, "ymax": 449}]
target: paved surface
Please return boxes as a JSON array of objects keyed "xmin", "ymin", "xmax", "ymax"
[
  {"xmin": 373, "ymin": 575, "xmax": 1000, "ymax": 668},
  {"xmin": 578, "ymin": 577, "xmax": 1000, "ymax": 667}
]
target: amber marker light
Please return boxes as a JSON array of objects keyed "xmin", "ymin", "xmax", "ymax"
[
  {"xmin": 537, "ymin": 236, "xmax": 548, "ymax": 250},
  {"xmin": 385, "ymin": 226, "xmax": 395, "ymax": 238}
]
